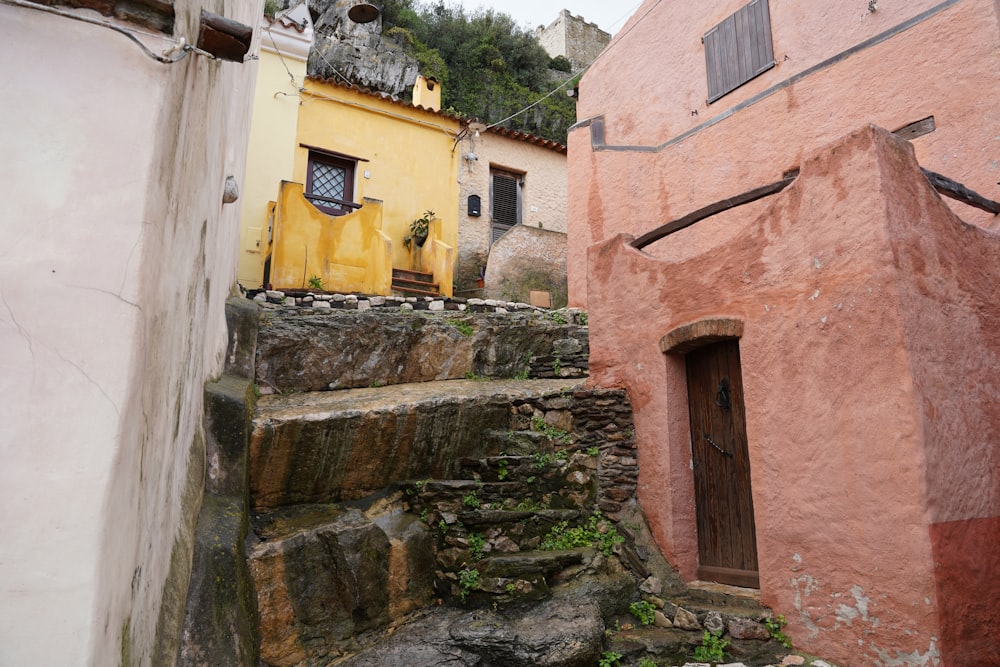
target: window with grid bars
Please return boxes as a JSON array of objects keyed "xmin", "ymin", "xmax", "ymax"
[
  {"xmin": 306, "ymin": 152, "xmax": 356, "ymax": 216},
  {"xmin": 490, "ymin": 168, "xmax": 522, "ymax": 244},
  {"xmin": 703, "ymin": 0, "xmax": 775, "ymax": 103}
]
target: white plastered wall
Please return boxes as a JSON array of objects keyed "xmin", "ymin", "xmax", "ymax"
[{"xmin": 0, "ymin": 1, "xmax": 261, "ymax": 664}]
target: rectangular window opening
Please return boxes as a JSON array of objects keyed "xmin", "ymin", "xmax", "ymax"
[
  {"xmin": 704, "ymin": 0, "xmax": 775, "ymax": 103},
  {"xmin": 305, "ymin": 150, "xmax": 358, "ymax": 216},
  {"xmin": 490, "ymin": 168, "xmax": 523, "ymax": 244}
]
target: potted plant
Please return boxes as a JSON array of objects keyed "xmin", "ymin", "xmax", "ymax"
[{"xmin": 404, "ymin": 210, "xmax": 434, "ymax": 249}]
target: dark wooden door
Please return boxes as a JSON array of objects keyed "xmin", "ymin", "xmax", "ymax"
[{"xmin": 686, "ymin": 340, "xmax": 759, "ymax": 588}]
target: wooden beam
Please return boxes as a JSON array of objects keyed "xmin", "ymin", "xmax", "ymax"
[
  {"xmin": 892, "ymin": 116, "xmax": 936, "ymax": 141},
  {"xmin": 922, "ymin": 169, "xmax": 1000, "ymax": 215},
  {"xmin": 197, "ymin": 10, "xmax": 253, "ymax": 62},
  {"xmin": 631, "ymin": 175, "xmax": 797, "ymax": 250}
]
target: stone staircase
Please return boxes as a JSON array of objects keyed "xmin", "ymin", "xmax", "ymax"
[
  {"xmin": 180, "ymin": 301, "xmax": 835, "ymax": 667},
  {"xmin": 391, "ymin": 267, "xmax": 440, "ymax": 297}
]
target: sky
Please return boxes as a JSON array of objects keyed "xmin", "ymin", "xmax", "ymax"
[{"xmin": 446, "ymin": 0, "xmax": 642, "ymax": 35}]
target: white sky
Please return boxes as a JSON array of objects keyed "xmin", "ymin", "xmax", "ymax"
[{"xmin": 446, "ymin": 0, "xmax": 642, "ymax": 35}]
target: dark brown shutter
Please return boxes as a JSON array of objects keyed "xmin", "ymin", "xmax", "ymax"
[
  {"xmin": 491, "ymin": 170, "xmax": 520, "ymax": 244},
  {"xmin": 704, "ymin": 0, "xmax": 774, "ymax": 103}
]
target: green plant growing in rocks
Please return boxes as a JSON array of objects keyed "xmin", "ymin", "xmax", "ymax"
[
  {"xmin": 447, "ymin": 318, "xmax": 474, "ymax": 336},
  {"xmin": 308, "ymin": 275, "xmax": 324, "ymax": 290},
  {"xmin": 512, "ymin": 366, "xmax": 530, "ymax": 380},
  {"xmin": 693, "ymin": 629, "xmax": 730, "ymax": 663},
  {"xmin": 552, "ymin": 356, "xmax": 562, "ymax": 375},
  {"xmin": 765, "ymin": 614, "xmax": 792, "ymax": 649},
  {"xmin": 637, "ymin": 658, "xmax": 657, "ymax": 667},
  {"xmin": 438, "ymin": 520, "xmax": 448, "ymax": 536},
  {"xmin": 458, "ymin": 568, "xmax": 480, "ymax": 601},
  {"xmin": 629, "ymin": 600, "xmax": 656, "ymax": 626},
  {"xmin": 530, "ymin": 416, "xmax": 571, "ymax": 444},
  {"xmin": 545, "ymin": 310, "xmax": 568, "ymax": 324},
  {"xmin": 554, "ymin": 449, "xmax": 569, "ymax": 461},
  {"xmin": 578, "ymin": 311, "xmax": 588, "ymax": 325},
  {"xmin": 587, "ymin": 446, "xmax": 600, "ymax": 457},
  {"xmin": 540, "ymin": 511, "xmax": 624, "ymax": 556},
  {"xmin": 497, "ymin": 459, "xmax": 510, "ymax": 480},
  {"xmin": 467, "ymin": 533, "xmax": 486, "ymax": 560},
  {"xmin": 532, "ymin": 452, "xmax": 552, "ymax": 470},
  {"xmin": 504, "ymin": 582, "xmax": 517, "ymax": 594},
  {"xmin": 464, "ymin": 371, "xmax": 488, "ymax": 381},
  {"xmin": 597, "ymin": 650, "xmax": 622, "ymax": 667},
  {"xmin": 463, "ymin": 492, "xmax": 481, "ymax": 509}
]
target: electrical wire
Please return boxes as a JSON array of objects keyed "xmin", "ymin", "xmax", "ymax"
[
  {"xmin": 484, "ymin": 0, "xmax": 664, "ymax": 131},
  {"xmin": 0, "ymin": 0, "xmax": 215, "ymax": 63},
  {"xmin": 264, "ymin": 24, "xmax": 301, "ymax": 86}
]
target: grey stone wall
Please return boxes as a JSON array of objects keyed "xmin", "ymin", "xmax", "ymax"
[
  {"xmin": 483, "ymin": 225, "xmax": 568, "ymax": 308},
  {"xmin": 536, "ymin": 9, "xmax": 611, "ymax": 72}
]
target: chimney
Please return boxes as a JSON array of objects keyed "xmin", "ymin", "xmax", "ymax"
[{"xmin": 412, "ymin": 75, "xmax": 441, "ymax": 111}]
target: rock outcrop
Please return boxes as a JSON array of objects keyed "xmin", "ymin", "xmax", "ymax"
[{"xmin": 307, "ymin": 0, "xmax": 419, "ymax": 96}]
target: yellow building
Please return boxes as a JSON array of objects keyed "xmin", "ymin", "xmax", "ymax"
[{"xmin": 239, "ymin": 8, "xmax": 462, "ymax": 297}]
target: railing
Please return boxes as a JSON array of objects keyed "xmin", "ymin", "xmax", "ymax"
[{"xmin": 303, "ymin": 192, "xmax": 363, "ymax": 212}]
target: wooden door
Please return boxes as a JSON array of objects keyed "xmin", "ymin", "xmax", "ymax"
[{"xmin": 686, "ymin": 340, "xmax": 759, "ymax": 588}]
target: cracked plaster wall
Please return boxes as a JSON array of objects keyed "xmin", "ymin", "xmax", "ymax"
[{"xmin": 0, "ymin": 1, "xmax": 261, "ymax": 664}]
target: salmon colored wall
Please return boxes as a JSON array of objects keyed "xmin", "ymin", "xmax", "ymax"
[
  {"xmin": 295, "ymin": 80, "xmax": 461, "ymax": 273},
  {"xmin": 569, "ymin": 0, "xmax": 1000, "ymax": 307},
  {"xmin": 587, "ymin": 127, "xmax": 999, "ymax": 665},
  {"xmin": 269, "ymin": 181, "xmax": 392, "ymax": 294}
]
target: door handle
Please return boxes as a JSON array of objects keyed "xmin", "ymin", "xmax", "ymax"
[{"xmin": 703, "ymin": 432, "xmax": 733, "ymax": 458}]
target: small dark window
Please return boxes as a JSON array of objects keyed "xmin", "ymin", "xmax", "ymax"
[
  {"xmin": 703, "ymin": 0, "xmax": 775, "ymax": 103},
  {"xmin": 305, "ymin": 151, "xmax": 356, "ymax": 215},
  {"xmin": 490, "ymin": 168, "xmax": 522, "ymax": 244}
]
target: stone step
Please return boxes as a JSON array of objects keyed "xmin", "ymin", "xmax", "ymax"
[
  {"xmin": 391, "ymin": 280, "xmax": 441, "ymax": 298},
  {"xmin": 255, "ymin": 308, "xmax": 587, "ymax": 393},
  {"xmin": 392, "ymin": 268, "xmax": 435, "ymax": 284},
  {"xmin": 605, "ymin": 623, "xmax": 793, "ymax": 667},
  {"xmin": 250, "ymin": 378, "xmax": 583, "ymax": 510}
]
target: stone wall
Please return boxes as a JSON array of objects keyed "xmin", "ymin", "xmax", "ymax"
[
  {"xmin": 483, "ymin": 225, "xmax": 568, "ymax": 307},
  {"xmin": 536, "ymin": 9, "xmax": 611, "ymax": 72},
  {"xmin": 455, "ymin": 127, "xmax": 567, "ymax": 294},
  {"xmin": 253, "ymin": 304, "xmax": 587, "ymax": 392}
]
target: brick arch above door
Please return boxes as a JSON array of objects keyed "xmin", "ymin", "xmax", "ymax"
[{"xmin": 660, "ymin": 318, "xmax": 744, "ymax": 355}]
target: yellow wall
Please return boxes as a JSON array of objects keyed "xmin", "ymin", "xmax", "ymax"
[
  {"xmin": 237, "ymin": 48, "xmax": 307, "ymax": 287},
  {"xmin": 295, "ymin": 79, "xmax": 461, "ymax": 272},
  {"xmin": 269, "ymin": 181, "xmax": 392, "ymax": 294}
]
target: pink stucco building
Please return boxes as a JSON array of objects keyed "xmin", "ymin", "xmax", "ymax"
[{"xmin": 569, "ymin": 1, "xmax": 1000, "ymax": 665}]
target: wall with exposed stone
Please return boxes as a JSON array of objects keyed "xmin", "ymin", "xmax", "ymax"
[
  {"xmin": 483, "ymin": 225, "xmax": 568, "ymax": 308},
  {"xmin": 456, "ymin": 128, "xmax": 567, "ymax": 293},
  {"xmin": 536, "ymin": 9, "xmax": 611, "ymax": 72},
  {"xmin": 0, "ymin": 2, "xmax": 261, "ymax": 664}
]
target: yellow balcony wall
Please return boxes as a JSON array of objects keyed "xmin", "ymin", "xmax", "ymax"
[{"xmin": 268, "ymin": 181, "xmax": 392, "ymax": 295}]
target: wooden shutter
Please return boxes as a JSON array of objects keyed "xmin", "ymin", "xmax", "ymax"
[
  {"xmin": 491, "ymin": 170, "xmax": 521, "ymax": 244},
  {"xmin": 704, "ymin": 0, "xmax": 774, "ymax": 103}
]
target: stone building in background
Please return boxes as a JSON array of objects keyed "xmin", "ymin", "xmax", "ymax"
[{"xmin": 536, "ymin": 8, "xmax": 611, "ymax": 72}]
